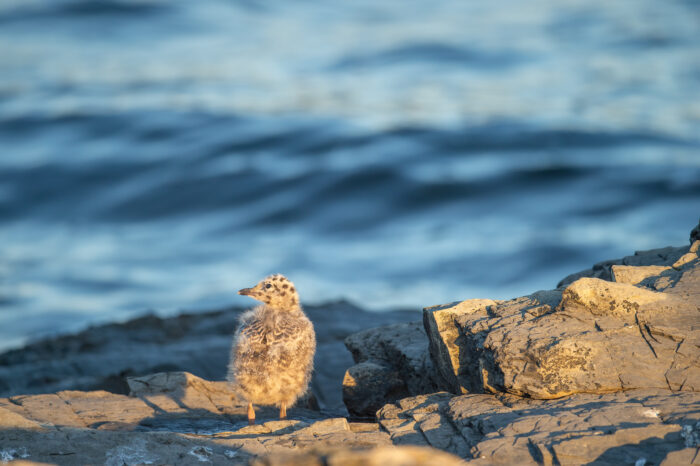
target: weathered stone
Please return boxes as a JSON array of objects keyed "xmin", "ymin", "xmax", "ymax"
[
  {"xmin": 422, "ymin": 299, "xmax": 497, "ymax": 393},
  {"xmin": 56, "ymin": 390, "xmax": 154, "ymax": 429},
  {"xmin": 0, "ymin": 371, "xmax": 398, "ymax": 465},
  {"xmin": 303, "ymin": 417, "xmax": 349, "ymax": 434},
  {"xmin": 673, "ymin": 251, "xmax": 698, "ymax": 269},
  {"xmin": 691, "ymin": 240, "xmax": 700, "ymax": 254},
  {"xmin": 661, "ymin": 448, "xmax": 700, "ymax": 466},
  {"xmin": 425, "ymin": 261, "xmax": 700, "ymax": 399},
  {"xmin": 0, "ymin": 407, "xmax": 43, "ymax": 430},
  {"xmin": 0, "ymin": 397, "xmax": 29, "ymax": 419},
  {"xmin": 557, "ymin": 244, "xmax": 690, "ymax": 288},
  {"xmin": 377, "ymin": 389, "xmax": 700, "ymax": 464},
  {"xmin": 342, "ymin": 322, "xmax": 439, "ymax": 417},
  {"xmin": 377, "ymin": 392, "xmax": 463, "ymax": 452},
  {"xmin": 348, "ymin": 422, "xmax": 380, "ymax": 433},
  {"xmin": 0, "ymin": 428, "xmax": 250, "ymax": 465},
  {"xmin": 344, "ymin": 322, "xmax": 436, "ymax": 394},
  {"xmin": 561, "ymin": 276, "xmax": 667, "ymax": 316},
  {"xmin": 261, "ymin": 420, "xmax": 307, "ymax": 435},
  {"xmin": 4, "ymin": 461, "xmax": 52, "ymax": 466},
  {"xmin": 250, "ymin": 451, "xmax": 324, "ymax": 466},
  {"xmin": 342, "ymin": 362, "xmax": 407, "ymax": 418},
  {"xmin": 250, "ymin": 446, "xmax": 465, "ymax": 466},
  {"xmin": 691, "ymin": 218, "xmax": 700, "ymax": 243},
  {"xmin": 611, "ymin": 264, "xmax": 670, "ymax": 285},
  {"xmin": 126, "ymin": 371, "xmax": 225, "ymax": 417},
  {"xmin": 8, "ymin": 394, "xmax": 86, "ymax": 428}
]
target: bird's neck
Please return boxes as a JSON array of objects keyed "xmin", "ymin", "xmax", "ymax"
[{"xmin": 260, "ymin": 304, "xmax": 302, "ymax": 314}]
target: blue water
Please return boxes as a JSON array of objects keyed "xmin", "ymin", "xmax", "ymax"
[{"xmin": 0, "ymin": 0, "xmax": 699, "ymax": 351}]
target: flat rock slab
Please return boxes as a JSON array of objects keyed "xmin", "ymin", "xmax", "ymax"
[
  {"xmin": 424, "ymin": 245, "xmax": 700, "ymax": 399},
  {"xmin": 0, "ymin": 371, "xmax": 394, "ymax": 465},
  {"xmin": 378, "ymin": 389, "xmax": 700, "ymax": 465}
]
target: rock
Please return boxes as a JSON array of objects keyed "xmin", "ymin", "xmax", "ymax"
[
  {"xmin": 672, "ymin": 252, "xmax": 698, "ymax": 269},
  {"xmin": 691, "ymin": 218, "xmax": 700, "ymax": 243},
  {"xmin": 557, "ymin": 244, "xmax": 690, "ymax": 288},
  {"xmin": 344, "ymin": 322, "xmax": 438, "ymax": 396},
  {"xmin": 342, "ymin": 322, "xmax": 439, "ymax": 418},
  {"xmin": 0, "ymin": 301, "xmax": 418, "ymax": 414},
  {"xmin": 425, "ymin": 257, "xmax": 700, "ymax": 398},
  {"xmin": 343, "ymin": 362, "xmax": 407, "ymax": 418},
  {"xmin": 422, "ymin": 300, "xmax": 498, "ymax": 394},
  {"xmin": 691, "ymin": 240, "xmax": 700, "ymax": 254},
  {"xmin": 299, "ymin": 417, "xmax": 349, "ymax": 434},
  {"xmin": 0, "ymin": 407, "xmax": 43, "ymax": 430},
  {"xmin": 377, "ymin": 392, "xmax": 469, "ymax": 456},
  {"xmin": 0, "ymin": 371, "xmax": 394, "ymax": 465},
  {"xmin": 250, "ymin": 446, "xmax": 465, "ymax": 466},
  {"xmin": 377, "ymin": 389, "xmax": 700, "ymax": 465},
  {"xmin": 5, "ymin": 462, "xmax": 52, "ymax": 466},
  {"xmin": 611, "ymin": 264, "xmax": 670, "ymax": 285}
]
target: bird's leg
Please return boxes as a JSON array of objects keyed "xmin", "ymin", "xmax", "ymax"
[
  {"xmin": 247, "ymin": 402, "xmax": 255, "ymax": 425},
  {"xmin": 279, "ymin": 402, "xmax": 287, "ymax": 420}
]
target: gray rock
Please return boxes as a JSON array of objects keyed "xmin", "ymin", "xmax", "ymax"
[
  {"xmin": 377, "ymin": 389, "xmax": 700, "ymax": 465},
  {"xmin": 424, "ymin": 254, "xmax": 699, "ymax": 399},
  {"xmin": 343, "ymin": 362, "xmax": 407, "ymax": 418},
  {"xmin": 0, "ymin": 371, "xmax": 395, "ymax": 465},
  {"xmin": 422, "ymin": 299, "xmax": 499, "ymax": 394},
  {"xmin": 690, "ymin": 217, "xmax": 700, "ymax": 243},
  {"xmin": 250, "ymin": 446, "xmax": 466, "ymax": 466},
  {"xmin": 342, "ymin": 322, "xmax": 439, "ymax": 418},
  {"xmin": 344, "ymin": 322, "xmax": 438, "ymax": 395},
  {"xmin": 557, "ymin": 244, "xmax": 690, "ymax": 288},
  {"xmin": 377, "ymin": 392, "xmax": 466, "ymax": 454},
  {"xmin": 611, "ymin": 264, "xmax": 670, "ymax": 285}
]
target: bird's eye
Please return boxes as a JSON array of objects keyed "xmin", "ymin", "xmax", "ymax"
[{"xmin": 265, "ymin": 283, "xmax": 272, "ymax": 289}]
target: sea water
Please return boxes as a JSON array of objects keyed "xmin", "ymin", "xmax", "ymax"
[{"xmin": 0, "ymin": 0, "xmax": 699, "ymax": 350}]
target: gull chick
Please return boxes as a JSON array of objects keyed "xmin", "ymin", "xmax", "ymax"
[{"xmin": 227, "ymin": 274, "xmax": 316, "ymax": 424}]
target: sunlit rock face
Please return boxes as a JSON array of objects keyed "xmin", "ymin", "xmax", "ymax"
[
  {"xmin": 424, "ymin": 240, "xmax": 699, "ymax": 399},
  {"xmin": 377, "ymin": 389, "xmax": 700, "ymax": 465}
]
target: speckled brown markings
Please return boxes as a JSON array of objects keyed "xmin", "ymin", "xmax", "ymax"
[{"xmin": 228, "ymin": 274, "xmax": 316, "ymax": 420}]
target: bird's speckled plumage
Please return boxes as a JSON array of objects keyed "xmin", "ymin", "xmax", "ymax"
[{"xmin": 227, "ymin": 274, "xmax": 315, "ymax": 409}]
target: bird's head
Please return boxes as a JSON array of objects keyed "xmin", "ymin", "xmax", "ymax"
[{"xmin": 238, "ymin": 274, "xmax": 300, "ymax": 310}]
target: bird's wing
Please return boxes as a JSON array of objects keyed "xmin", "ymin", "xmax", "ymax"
[
  {"xmin": 269, "ymin": 314, "xmax": 315, "ymax": 350},
  {"xmin": 236, "ymin": 317, "xmax": 267, "ymax": 345}
]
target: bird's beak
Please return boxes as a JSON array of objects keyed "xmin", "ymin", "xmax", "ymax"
[{"xmin": 238, "ymin": 287, "xmax": 254, "ymax": 296}]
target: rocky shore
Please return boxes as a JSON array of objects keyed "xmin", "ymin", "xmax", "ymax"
[
  {"xmin": 0, "ymin": 301, "xmax": 418, "ymax": 414},
  {"xmin": 1, "ymin": 221, "xmax": 698, "ymax": 465}
]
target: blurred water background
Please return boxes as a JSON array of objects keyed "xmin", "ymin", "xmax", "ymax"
[{"xmin": 0, "ymin": 0, "xmax": 699, "ymax": 351}]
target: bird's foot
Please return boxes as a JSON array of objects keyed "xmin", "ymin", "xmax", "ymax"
[{"xmin": 247, "ymin": 402, "xmax": 256, "ymax": 426}]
